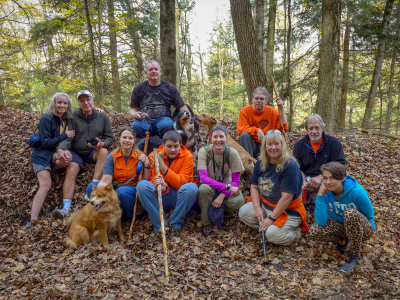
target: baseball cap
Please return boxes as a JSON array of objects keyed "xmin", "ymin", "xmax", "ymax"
[{"xmin": 77, "ymin": 90, "xmax": 93, "ymax": 99}]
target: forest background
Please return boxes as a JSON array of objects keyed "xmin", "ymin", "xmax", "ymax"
[{"xmin": 0, "ymin": 0, "xmax": 399, "ymax": 134}]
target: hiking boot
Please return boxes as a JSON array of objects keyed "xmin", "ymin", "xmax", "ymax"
[
  {"xmin": 53, "ymin": 208, "xmax": 69, "ymax": 219},
  {"xmin": 340, "ymin": 254, "xmax": 360, "ymax": 272},
  {"xmin": 202, "ymin": 224, "xmax": 213, "ymax": 237},
  {"xmin": 336, "ymin": 239, "xmax": 349, "ymax": 254}
]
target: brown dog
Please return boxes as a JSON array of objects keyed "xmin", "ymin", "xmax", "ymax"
[
  {"xmin": 66, "ymin": 183, "xmax": 125, "ymax": 248},
  {"xmin": 195, "ymin": 113, "xmax": 257, "ymax": 176}
]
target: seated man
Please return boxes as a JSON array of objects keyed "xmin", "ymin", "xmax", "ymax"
[
  {"xmin": 53, "ymin": 90, "xmax": 114, "ymax": 218},
  {"xmin": 293, "ymin": 114, "xmax": 345, "ymax": 202},
  {"xmin": 129, "ymin": 60, "xmax": 189, "ymax": 141},
  {"xmin": 136, "ymin": 130, "xmax": 198, "ymax": 232},
  {"xmin": 237, "ymin": 87, "xmax": 288, "ymax": 158}
]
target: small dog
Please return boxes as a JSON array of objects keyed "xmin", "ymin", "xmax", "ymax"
[
  {"xmin": 173, "ymin": 110, "xmax": 196, "ymax": 153},
  {"xmin": 66, "ymin": 183, "xmax": 125, "ymax": 248},
  {"xmin": 195, "ymin": 113, "xmax": 257, "ymax": 177}
]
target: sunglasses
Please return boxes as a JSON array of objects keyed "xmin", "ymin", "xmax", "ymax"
[{"xmin": 266, "ymin": 130, "xmax": 282, "ymax": 135}]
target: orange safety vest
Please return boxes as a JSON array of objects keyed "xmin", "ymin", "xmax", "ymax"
[
  {"xmin": 247, "ymin": 194, "xmax": 309, "ymax": 232},
  {"xmin": 111, "ymin": 149, "xmax": 142, "ymax": 185}
]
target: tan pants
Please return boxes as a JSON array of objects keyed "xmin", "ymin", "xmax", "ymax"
[
  {"xmin": 239, "ymin": 202, "xmax": 302, "ymax": 246},
  {"xmin": 198, "ymin": 184, "xmax": 245, "ymax": 226}
]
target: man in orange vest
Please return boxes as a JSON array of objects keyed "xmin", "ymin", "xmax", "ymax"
[{"xmin": 136, "ymin": 130, "xmax": 198, "ymax": 232}]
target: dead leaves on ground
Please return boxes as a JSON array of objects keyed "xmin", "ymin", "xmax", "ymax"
[{"xmin": 0, "ymin": 106, "xmax": 400, "ymax": 298}]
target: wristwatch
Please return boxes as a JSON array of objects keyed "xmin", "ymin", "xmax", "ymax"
[
  {"xmin": 226, "ymin": 183, "xmax": 232, "ymax": 191},
  {"xmin": 268, "ymin": 215, "xmax": 277, "ymax": 221}
]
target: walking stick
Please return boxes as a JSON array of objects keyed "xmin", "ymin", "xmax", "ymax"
[
  {"xmin": 128, "ymin": 129, "xmax": 150, "ymax": 240},
  {"xmin": 154, "ymin": 148, "xmax": 169, "ymax": 283},
  {"xmin": 270, "ymin": 76, "xmax": 288, "ymax": 145},
  {"xmin": 261, "ymin": 231, "xmax": 268, "ymax": 269}
]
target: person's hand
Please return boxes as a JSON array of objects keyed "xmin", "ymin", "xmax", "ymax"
[
  {"xmin": 138, "ymin": 154, "xmax": 150, "ymax": 167},
  {"xmin": 308, "ymin": 175, "xmax": 322, "ymax": 189},
  {"xmin": 133, "ymin": 111, "xmax": 145, "ymax": 120},
  {"xmin": 302, "ymin": 181, "xmax": 310, "ymax": 193},
  {"xmin": 94, "ymin": 107, "xmax": 105, "ymax": 114},
  {"xmin": 318, "ymin": 182, "xmax": 327, "ymax": 196},
  {"xmin": 88, "ymin": 138, "xmax": 104, "ymax": 149},
  {"xmin": 153, "ymin": 175, "xmax": 166, "ymax": 192},
  {"xmin": 157, "ymin": 151, "xmax": 166, "ymax": 168},
  {"xmin": 259, "ymin": 217, "xmax": 273, "ymax": 232},
  {"xmin": 229, "ymin": 186, "xmax": 240, "ymax": 196},
  {"xmin": 65, "ymin": 126, "xmax": 75, "ymax": 138},
  {"xmin": 275, "ymin": 97, "xmax": 283, "ymax": 107},
  {"xmin": 212, "ymin": 193, "xmax": 225, "ymax": 208},
  {"xmin": 57, "ymin": 149, "xmax": 71, "ymax": 162},
  {"xmin": 254, "ymin": 206, "xmax": 265, "ymax": 224},
  {"xmin": 257, "ymin": 129, "xmax": 264, "ymax": 142}
]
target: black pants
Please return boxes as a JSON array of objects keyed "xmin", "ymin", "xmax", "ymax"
[{"xmin": 239, "ymin": 132, "xmax": 260, "ymax": 158}]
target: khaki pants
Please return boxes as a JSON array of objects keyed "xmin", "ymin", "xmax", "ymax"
[
  {"xmin": 198, "ymin": 184, "xmax": 245, "ymax": 226},
  {"xmin": 239, "ymin": 202, "xmax": 303, "ymax": 246}
]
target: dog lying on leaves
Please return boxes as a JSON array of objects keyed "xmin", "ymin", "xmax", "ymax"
[
  {"xmin": 173, "ymin": 110, "xmax": 196, "ymax": 153},
  {"xmin": 195, "ymin": 113, "xmax": 257, "ymax": 177},
  {"xmin": 66, "ymin": 183, "xmax": 125, "ymax": 248}
]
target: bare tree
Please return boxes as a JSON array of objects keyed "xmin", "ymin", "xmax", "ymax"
[
  {"xmin": 339, "ymin": 7, "xmax": 351, "ymax": 129},
  {"xmin": 230, "ymin": 0, "xmax": 269, "ymax": 105},
  {"xmin": 265, "ymin": 0, "xmax": 277, "ymax": 94},
  {"xmin": 255, "ymin": 0, "xmax": 264, "ymax": 64},
  {"xmin": 108, "ymin": 0, "xmax": 121, "ymax": 111},
  {"xmin": 160, "ymin": 0, "xmax": 177, "ymax": 85},
  {"xmin": 361, "ymin": 0, "xmax": 394, "ymax": 129},
  {"xmin": 287, "ymin": 0, "xmax": 293, "ymax": 130}
]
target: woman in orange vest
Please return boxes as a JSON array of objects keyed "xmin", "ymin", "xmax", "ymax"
[
  {"xmin": 86, "ymin": 127, "xmax": 150, "ymax": 220},
  {"xmin": 239, "ymin": 130, "xmax": 309, "ymax": 245}
]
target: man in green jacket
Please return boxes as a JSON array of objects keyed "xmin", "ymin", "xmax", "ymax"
[{"xmin": 53, "ymin": 90, "xmax": 114, "ymax": 218}]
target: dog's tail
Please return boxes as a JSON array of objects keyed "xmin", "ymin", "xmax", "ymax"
[
  {"xmin": 65, "ymin": 237, "xmax": 78, "ymax": 249},
  {"xmin": 250, "ymin": 157, "xmax": 257, "ymax": 163}
]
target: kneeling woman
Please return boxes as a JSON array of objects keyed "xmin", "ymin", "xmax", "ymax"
[
  {"xmin": 239, "ymin": 130, "xmax": 308, "ymax": 246},
  {"xmin": 86, "ymin": 127, "xmax": 150, "ymax": 220},
  {"xmin": 198, "ymin": 125, "xmax": 245, "ymax": 237},
  {"xmin": 309, "ymin": 162, "xmax": 375, "ymax": 272}
]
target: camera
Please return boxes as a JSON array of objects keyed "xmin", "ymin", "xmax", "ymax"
[{"xmin": 87, "ymin": 138, "xmax": 98, "ymax": 146}]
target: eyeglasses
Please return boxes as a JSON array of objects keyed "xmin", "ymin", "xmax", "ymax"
[
  {"xmin": 266, "ymin": 130, "xmax": 282, "ymax": 135},
  {"xmin": 78, "ymin": 98, "xmax": 92, "ymax": 104}
]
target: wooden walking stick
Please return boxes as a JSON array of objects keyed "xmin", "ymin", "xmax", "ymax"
[
  {"xmin": 129, "ymin": 114, "xmax": 150, "ymax": 240},
  {"xmin": 270, "ymin": 76, "xmax": 288, "ymax": 145},
  {"xmin": 154, "ymin": 148, "xmax": 169, "ymax": 283},
  {"xmin": 128, "ymin": 131, "xmax": 150, "ymax": 240}
]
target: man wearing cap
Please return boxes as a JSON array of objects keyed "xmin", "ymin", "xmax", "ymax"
[
  {"xmin": 293, "ymin": 114, "xmax": 345, "ymax": 203},
  {"xmin": 52, "ymin": 90, "xmax": 114, "ymax": 218},
  {"xmin": 129, "ymin": 60, "xmax": 189, "ymax": 139}
]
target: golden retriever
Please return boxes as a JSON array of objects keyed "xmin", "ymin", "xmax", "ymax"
[{"xmin": 66, "ymin": 183, "xmax": 125, "ymax": 248}]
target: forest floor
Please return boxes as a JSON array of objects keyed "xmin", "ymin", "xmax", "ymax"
[{"xmin": 0, "ymin": 105, "xmax": 400, "ymax": 299}]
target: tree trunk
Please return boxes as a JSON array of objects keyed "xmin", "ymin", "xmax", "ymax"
[
  {"xmin": 265, "ymin": 0, "xmax": 277, "ymax": 95},
  {"xmin": 230, "ymin": 0, "xmax": 268, "ymax": 105},
  {"xmin": 385, "ymin": 0, "xmax": 400, "ymax": 131},
  {"xmin": 361, "ymin": 0, "xmax": 394, "ymax": 129},
  {"xmin": 339, "ymin": 7, "xmax": 351, "ymax": 129},
  {"xmin": 218, "ymin": 35, "xmax": 224, "ymax": 119},
  {"xmin": 123, "ymin": 0, "xmax": 144, "ymax": 82},
  {"xmin": 280, "ymin": 0, "xmax": 287, "ymax": 97},
  {"xmin": 349, "ymin": 34, "xmax": 356, "ymax": 129},
  {"xmin": 176, "ymin": 0, "xmax": 181, "ymax": 90},
  {"xmin": 199, "ymin": 47, "xmax": 207, "ymax": 112},
  {"xmin": 160, "ymin": 0, "xmax": 177, "ymax": 86},
  {"xmin": 84, "ymin": 0, "xmax": 100, "ymax": 103},
  {"xmin": 315, "ymin": 0, "xmax": 341, "ymax": 133},
  {"xmin": 186, "ymin": 30, "xmax": 193, "ymax": 108},
  {"xmin": 379, "ymin": 79, "xmax": 383, "ymax": 130},
  {"xmin": 108, "ymin": 0, "xmax": 121, "ymax": 112},
  {"xmin": 0, "ymin": 80, "xmax": 4, "ymax": 106},
  {"xmin": 97, "ymin": 0, "xmax": 105, "ymax": 105},
  {"xmin": 255, "ymin": 0, "xmax": 264, "ymax": 63},
  {"xmin": 287, "ymin": 0, "xmax": 293, "ymax": 130}
]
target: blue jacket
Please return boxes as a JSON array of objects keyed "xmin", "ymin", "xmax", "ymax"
[
  {"xmin": 30, "ymin": 113, "xmax": 68, "ymax": 166},
  {"xmin": 314, "ymin": 175, "xmax": 376, "ymax": 230},
  {"xmin": 293, "ymin": 132, "xmax": 345, "ymax": 178}
]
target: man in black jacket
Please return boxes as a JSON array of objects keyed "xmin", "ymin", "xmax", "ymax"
[
  {"xmin": 293, "ymin": 114, "xmax": 345, "ymax": 201},
  {"xmin": 52, "ymin": 90, "xmax": 113, "ymax": 218}
]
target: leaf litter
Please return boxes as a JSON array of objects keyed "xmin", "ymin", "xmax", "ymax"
[{"xmin": 0, "ymin": 106, "xmax": 400, "ymax": 298}]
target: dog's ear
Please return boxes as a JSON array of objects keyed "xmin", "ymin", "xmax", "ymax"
[
  {"xmin": 105, "ymin": 182, "xmax": 113, "ymax": 190},
  {"xmin": 212, "ymin": 117, "xmax": 217, "ymax": 124}
]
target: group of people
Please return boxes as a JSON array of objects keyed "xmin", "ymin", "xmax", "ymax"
[{"xmin": 28, "ymin": 60, "xmax": 375, "ymax": 272}]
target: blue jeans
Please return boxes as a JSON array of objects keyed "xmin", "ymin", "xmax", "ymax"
[
  {"xmin": 137, "ymin": 181, "xmax": 198, "ymax": 231},
  {"xmin": 131, "ymin": 116, "xmax": 173, "ymax": 138},
  {"xmin": 86, "ymin": 182, "xmax": 137, "ymax": 219}
]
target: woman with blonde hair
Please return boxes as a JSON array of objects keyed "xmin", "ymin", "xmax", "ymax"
[
  {"xmin": 239, "ymin": 130, "xmax": 309, "ymax": 245},
  {"xmin": 27, "ymin": 93, "xmax": 75, "ymax": 230}
]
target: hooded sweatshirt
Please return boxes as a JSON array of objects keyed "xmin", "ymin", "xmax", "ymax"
[{"xmin": 315, "ymin": 175, "xmax": 376, "ymax": 229}]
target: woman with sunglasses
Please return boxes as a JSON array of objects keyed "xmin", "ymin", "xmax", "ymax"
[{"xmin": 239, "ymin": 130, "xmax": 309, "ymax": 245}]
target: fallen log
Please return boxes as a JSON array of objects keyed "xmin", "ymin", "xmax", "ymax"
[{"xmin": 358, "ymin": 128, "xmax": 400, "ymax": 140}]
